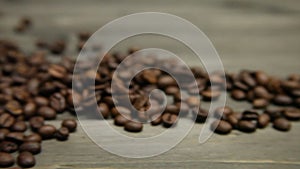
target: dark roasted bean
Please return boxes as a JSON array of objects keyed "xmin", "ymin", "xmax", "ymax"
[
  {"xmin": 19, "ymin": 141, "xmax": 41, "ymax": 154},
  {"xmin": 38, "ymin": 124, "xmax": 56, "ymax": 139},
  {"xmin": 162, "ymin": 113, "xmax": 178, "ymax": 128},
  {"xmin": 55, "ymin": 127, "xmax": 70, "ymax": 141},
  {"xmin": 211, "ymin": 120, "xmax": 232, "ymax": 134},
  {"xmin": 0, "ymin": 141, "xmax": 18, "ymax": 153},
  {"xmin": 124, "ymin": 121, "xmax": 143, "ymax": 132},
  {"xmin": 238, "ymin": 120, "xmax": 256, "ymax": 133},
  {"xmin": 257, "ymin": 113, "xmax": 270, "ymax": 128},
  {"xmin": 0, "ymin": 152, "xmax": 14, "ymax": 168},
  {"xmin": 17, "ymin": 151, "xmax": 36, "ymax": 168},
  {"xmin": 61, "ymin": 119, "xmax": 77, "ymax": 132},
  {"xmin": 273, "ymin": 118, "xmax": 291, "ymax": 131}
]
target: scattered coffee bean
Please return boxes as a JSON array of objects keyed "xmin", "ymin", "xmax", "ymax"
[
  {"xmin": 0, "ymin": 129, "xmax": 10, "ymax": 141},
  {"xmin": 29, "ymin": 116, "xmax": 45, "ymax": 131},
  {"xmin": 24, "ymin": 133, "xmax": 42, "ymax": 143},
  {"xmin": 11, "ymin": 121, "xmax": 27, "ymax": 132},
  {"xmin": 17, "ymin": 151, "xmax": 36, "ymax": 168},
  {"xmin": 55, "ymin": 127, "xmax": 70, "ymax": 141},
  {"xmin": 283, "ymin": 108, "xmax": 300, "ymax": 121},
  {"xmin": 273, "ymin": 118, "xmax": 291, "ymax": 131},
  {"xmin": 211, "ymin": 120, "xmax": 232, "ymax": 134},
  {"xmin": 162, "ymin": 113, "xmax": 178, "ymax": 128},
  {"xmin": 0, "ymin": 152, "xmax": 15, "ymax": 168},
  {"xmin": 0, "ymin": 141, "xmax": 18, "ymax": 153},
  {"xmin": 19, "ymin": 141, "xmax": 41, "ymax": 154},
  {"xmin": 124, "ymin": 121, "xmax": 143, "ymax": 132},
  {"xmin": 61, "ymin": 119, "xmax": 77, "ymax": 132},
  {"xmin": 238, "ymin": 120, "xmax": 256, "ymax": 133},
  {"xmin": 114, "ymin": 115, "xmax": 130, "ymax": 126},
  {"xmin": 38, "ymin": 124, "xmax": 56, "ymax": 139},
  {"xmin": 257, "ymin": 113, "xmax": 270, "ymax": 128}
]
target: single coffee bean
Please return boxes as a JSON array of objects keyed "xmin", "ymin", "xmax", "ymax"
[
  {"xmin": 165, "ymin": 105, "xmax": 179, "ymax": 115},
  {"xmin": 5, "ymin": 100, "xmax": 23, "ymax": 116},
  {"xmin": 5, "ymin": 132, "xmax": 24, "ymax": 144},
  {"xmin": 162, "ymin": 113, "xmax": 178, "ymax": 128},
  {"xmin": 257, "ymin": 113, "xmax": 270, "ymax": 128},
  {"xmin": 29, "ymin": 116, "xmax": 45, "ymax": 131},
  {"xmin": 38, "ymin": 106, "xmax": 56, "ymax": 120},
  {"xmin": 242, "ymin": 110, "xmax": 259, "ymax": 121},
  {"xmin": 55, "ymin": 127, "xmax": 70, "ymax": 141},
  {"xmin": 24, "ymin": 133, "xmax": 42, "ymax": 143},
  {"xmin": 111, "ymin": 106, "xmax": 131, "ymax": 118},
  {"xmin": 255, "ymin": 71, "xmax": 269, "ymax": 86},
  {"xmin": 0, "ymin": 152, "xmax": 14, "ymax": 168},
  {"xmin": 238, "ymin": 120, "xmax": 257, "ymax": 133},
  {"xmin": 38, "ymin": 124, "xmax": 56, "ymax": 139},
  {"xmin": 186, "ymin": 96, "xmax": 200, "ymax": 108},
  {"xmin": 193, "ymin": 108, "xmax": 208, "ymax": 123},
  {"xmin": 0, "ymin": 113, "xmax": 15, "ymax": 128},
  {"xmin": 11, "ymin": 121, "xmax": 27, "ymax": 132},
  {"xmin": 157, "ymin": 75, "xmax": 177, "ymax": 88},
  {"xmin": 50, "ymin": 92, "xmax": 66, "ymax": 112},
  {"xmin": 273, "ymin": 95, "xmax": 293, "ymax": 106},
  {"xmin": 214, "ymin": 106, "xmax": 233, "ymax": 119},
  {"xmin": 34, "ymin": 96, "xmax": 49, "ymax": 106},
  {"xmin": 19, "ymin": 141, "xmax": 41, "ymax": 155},
  {"xmin": 61, "ymin": 119, "xmax": 77, "ymax": 132},
  {"xmin": 233, "ymin": 81, "xmax": 249, "ymax": 91},
  {"xmin": 252, "ymin": 98, "xmax": 269, "ymax": 109},
  {"xmin": 23, "ymin": 102, "xmax": 37, "ymax": 118},
  {"xmin": 227, "ymin": 114, "xmax": 239, "ymax": 128},
  {"xmin": 17, "ymin": 151, "xmax": 36, "ymax": 168},
  {"xmin": 273, "ymin": 118, "xmax": 291, "ymax": 131},
  {"xmin": 253, "ymin": 86, "xmax": 272, "ymax": 100},
  {"xmin": 124, "ymin": 121, "xmax": 143, "ymax": 132},
  {"xmin": 0, "ymin": 141, "xmax": 18, "ymax": 153},
  {"xmin": 241, "ymin": 72, "xmax": 256, "ymax": 88},
  {"xmin": 231, "ymin": 89, "xmax": 246, "ymax": 100},
  {"xmin": 98, "ymin": 103, "xmax": 110, "ymax": 119},
  {"xmin": 114, "ymin": 115, "xmax": 130, "ymax": 126},
  {"xmin": 211, "ymin": 120, "xmax": 232, "ymax": 134},
  {"xmin": 150, "ymin": 114, "xmax": 162, "ymax": 126},
  {"xmin": 201, "ymin": 89, "xmax": 221, "ymax": 101},
  {"xmin": 0, "ymin": 128, "xmax": 10, "ymax": 141},
  {"xmin": 283, "ymin": 108, "xmax": 300, "ymax": 121},
  {"xmin": 165, "ymin": 86, "xmax": 180, "ymax": 95}
]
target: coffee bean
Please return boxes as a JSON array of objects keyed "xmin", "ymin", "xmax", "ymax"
[
  {"xmin": 38, "ymin": 106, "xmax": 56, "ymax": 120},
  {"xmin": 114, "ymin": 115, "xmax": 130, "ymax": 126},
  {"xmin": 61, "ymin": 119, "xmax": 77, "ymax": 132},
  {"xmin": 0, "ymin": 113, "xmax": 15, "ymax": 128},
  {"xmin": 238, "ymin": 120, "xmax": 256, "ymax": 133},
  {"xmin": 165, "ymin": 105, "xmax": 179, "ymax": 115},
  {"xmin": 38, "ymin": 124, "xmax": 56, "ymax": 139},
  {"xmin": 0, "ymin": 152, "xmax": 14, "ymax": 168},
  {"xmin": 201, "ymin": 89, "xmax": 221, "ymax": 101},
  {"xmin": 50, "ymin": 92, "xmax": 66, "ymax": 112},
  {"xmin": 283, "ymin": 108, "xmax": 300, "ymax": 121},
  {"xmin": 98, "ymin": 103, "xmax": 110, "ymax": 119},
  {"xmin": 17, "ymin": 151, "xmax": 36, "ymax": 168},
  {"xmin": 5, "ymin": 100, "xmax": 23, "ymax": 116},
  {"xmin": 111, "ymin": 106, "xmax": 131, "ymax": 118},
  {"xmin": 0, "ymin": 141, "xmax": 18, "ymax": 153},
  {"xmin": 11, "ymin": 121, "xmax": 27, "ymax": 132},
  {"xmin": 6, "ymin": 132, "xmax": 24, "ymax": 144},
  {"xmin": 255, "ymin": 71, "xmax": 269, "ymax": 85},
  {"xmin": 252, "ymin": 98, "xmax": 269, "ymax": 109},
  {"xmin": 227, "ymin": 114, "xmax": 239, "ymax": 128},
  {"xmin": 78, "ymin": 31, "xmax": 91, "ymax": 41},
  {"xmin": 211, "ymin": 120, "xmax": 232, "ymax": 134},
  {"xmin": 162, "ymin": 113, "xmax": 178, "ymax": 128},
  {"xmin": 214, "ymin": 106, "xmax": 233, "ymax": 119},
  {"xmin": 264, "ymin": 108, "xmax": 283, "ymax": 121},
  {"xmin": 193, "ymin": 108, "xmax": 208, "ymax": 123},
  {"xmin": 257, "ymin": 113, "xmax": 270, "ymax": 128},
  {"xmin": 0, "ymin": 128, "xmax": 10, "ymax": 141},
  {"xmin": 242, "ymin": 110, "xmax": 259, "ymax": 121},
  {"xmin": 29, "ymin": 116, "xmax": 44, "ymax": 131},
  {"xmin": 34, "ymin": 96, "xmax": 49, "ymax": 106},
  {"xmin": 150, "ymin": 114, "xmax": 162, "ymax": 126},
  {"xmin": 19, "ymin": 141, "xmax": 41, "ymax": 154},
  {"xmin": 186, "ymin": 96, "xmax": 200, "ymax": 108},
  {"xmin": 24, "ymin": 133, "xmax": 42, "ymax": 143},
  {"xmin": 124, "ymin": 121, "xmax": 143, "ymax": 132},
  {"xmin": 273, "ymin": 95, "xmax": 293, "ymax": 106},
  {"xmin": 55, "ymin": 127, "xmax": 70, "ymax": 141},
  {"xmin": 231, "ymin": 89, "xmax": 246, "ymax": 100},
  {"xmin": 49, "ymin": 40, "xmax": 66, "ymax": 55},
  {"xmin": 23, "ymin": 102, "xmax": 37, "ymax": 118},
  {"xmin": 165, "ymin": 86, "xmax": 180, "ymax": 95},
  {"xmin": 157, "ymin": 75, "xmax": 177, "ymax": 88},
  {"xmin": 273, "ymin": 118, "xmax": 291, "ymax": 131}
]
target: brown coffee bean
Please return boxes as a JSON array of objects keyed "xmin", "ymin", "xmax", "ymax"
[
  {"xmin": 124, "ymin": 121, "xmax": 143, "ymax": 132},
  {"xmin": 111, "ymin": 106, "xmax": 131, "ymax": 118},
  {"xmin": 5, "ymin": 100, "xmax": 23, "ymax": 115},
  {"xmin": 273, "ymin": 118, "xmax": 291, "ymax": 131},
  {"xmin": 6, "ymin": 132, "xmax": 24, "ymax": 144},
  {"xmin": 49, "ymin": 40, "xmax": 66, "ymax": 55},
  {"xmin": 283, "ymin": 108, "xmax": 300, "ymax": 121},
  {"xmin": 55, "ymin": 127, "xmax": 69, "ymax": 141},
  {"xmin": 257, "ymin": 113, "xmax": 270, "ymax": 128},
  {"xmin": 78, "ymin": 31, "xmax": 91, "ymax": 41},
  {"xmin": 193, "ymin": 108, "xmax": 208, "ymax": 123},
  {"xmin": 0, "ymin": 141, "xmax": 18, "ymax": 153},
  {"xmin": 17, "ymin": 151, "xmax": 36, "ymax": 168},
  {"xmin": 11, "ymin": 121, "xmax": 27, "ymax": 132},
  {"xmin": 241, "ymin": 72, "xmax": 256, "ymax": 88},
  {"xmin": 0, "ymin": 113, "xmax": 15, "ymax": 128},
  {"xmin": 34, "ymin": 96, "xmax": 49, "ymax": 106},
  {"xmin": 227, "ymin": 114, "xmax": 239, "ymax": 128},
  {"xmin": 201, "ymin": 89, "xmax": 221, "ymax": 101},
  {"xmin": 273, "ymin": 95, "xmax": 293, "ymax": 106},
  {"xmin": 242, "ymin": 110, "xmax": 259, "ymax": 121},
  {"xmin": 165, "ymin": 86, "xmax": 180, "ymax": 95},
  {"xmin": 38, "ymin": 124, "xmax": 56, "ymax": 139},
  {"xmin": 252, "ymin": 98, "xmax": 269, "ymax": 109},
  {"xmin": 19, "ymin": 141, "xmax": 41, "ymax": 154},
  {"xmin": 142, "ymin": 69, "xmax": 159, "ymax": 84},
  {"xmin": 165, "ymin": 105, "xmax": 179, "ymax": 115},
  {"xmin": 23, "ymin": 102, "xmax": 37, "ymax": 118},
  {"xmin": 150, "ymin": 114, "xmax": 162, "ymax": 126},
  {"xmin": 186, "ymin": 96, "xmax": 200, "ymax": 107},
  {"xmin": 29, "ymin": 116, "xmax": 44, "ymax": 131},
  {"xmin": 0, "ymin": 128, "xmax": 10, "ymax": 141},
  {"xmin": 98, "ymin": 103, "xmax": 110, "ymax": 119},
  {"xmin": 162, "ymin": 113, "xmax": 178, "ymax": 128},
  {"xmin": 255, "ymin": 71, "xmax": 269, "ymax": 85},
  {"xmin": 38, "ymin": 106, "xmax": 56, "ymax": 120},
  {"xmin": 62, "ymin": 119, "xmax": 77, "ymax": 132},
  {"xmin": 231, "ymin": 89, "xmax": 246, "ymax": 100},
  {"xmin": 0, "ymin": 152, "xmax": 14, "ymax": 168},
  {"xmin": 50, "ymin": 92, "xmax": 66, "ymax": 112},
  {"xmin": 114, "ymin": 115, "xmax": 130, "ymax": 126},
  {"xmin": 157, "ymin": 75, "xmax": 177, "ymax": 88},
  {"xmin": 214, "ymin": 106, "xmax": 233, "ymax": 119},
  {"xmin": 24, "ymin": 133, "xmax": 42, "ymax": 143},
  {"xmin": 238, "ymin": 120, "xmax": 256, "ymax": 133},
  {"xmin": 264, "ymin": 108, "xmax": 283, "ymax": 121},
  {"xmin": 211, "ymin": 120, "xmax": 232, "ymax": 134}
]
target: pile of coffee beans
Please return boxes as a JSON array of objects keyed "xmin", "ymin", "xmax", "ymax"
[{"xmin": 0, "ymin": 40, "xmax": 77, "ymax": 168}]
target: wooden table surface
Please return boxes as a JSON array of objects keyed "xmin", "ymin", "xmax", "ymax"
[{"xmin": 0, "ymin": 0, "xmax": 300, "ymax": 168}]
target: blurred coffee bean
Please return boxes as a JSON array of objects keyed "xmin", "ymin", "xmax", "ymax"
[
  {"xmin": 0, "ymin": 141, "xmax": 18, "ymax": 153},
  {"xmin": 29, "ymin": 116, "xmax": 44, "ymax": 131},
  {"xmin": 114, "ymin": 115, "xmax": 130, "ymax": 126},
  {"xmin": 0, "ymin": 113, "xmax": 15, "ymax": 128},
  {"xmin": 186, "ymin": 96, "xmax": 200, "ymax": 108},
  {"xmin": 17, "ymin": 151, "xmax": 36, "ymax": 168},
  {"xmin": 0, "ymin": 128, "xmax": 10, "ymax": 141},
  {"xmin": 38, "ymin": 106, "xmax": 56, "ymax": 120},
  {"xmin": 264, "ymin": 108, "xmax": 283, "ymax": 121},
  {"xmin": 238, "ymin": 120, "xmax": 256, "ymax": 133},
  {"xmin": 38, "ymin": 124, "xmax": 56, "ymax": 139},
  {"xmin": 211, "ymin": 120, "xmax": 232, "ymax": 134},
  {"xmin": 214, "ymin": 106, "xmax": 233, "ymax": 119},
  {"xmin": 257, "ymin": 113, "xmax": 270, "ymax": 128},
  {"xmin": 11, "ymin": 121, "xmax": 27, "ymax": 132},
  {"xmin": 252, "ymin": 98, "xmax": 269, "ymax": 109},
  {"xmin": 5, "ymin": 132, "xmax": 24, "ymax": 144},
  {"xmin": 231, "ymin": 89, "xmax": 246, "ymax": 100},
  {"xmin": 61, "ymin": 119, "xmax": 77, "ymax": 132},
  {"xmin": 201, "ymin": 89, "xmax": 221, "ymax": 101},
  {"xmin": 283, "ymin": 108, "xmax": 300, "ymax": 121},
  {"xmin": 24, "ymin": 133, "xmax": 42, "ymax": 143},
  {"xmin": 23, "ymin": 102, "xmax": 37, "ymax": 118},
  {"xmin": 273, "ymin": 118, "xmax": 291, "ymax": 131},
  {"xmin": 19, "ymin": 141, "xmax": 41, "ymax": 154},
  {"xmin": 273, "ymin": 95, "xmax": 293, "ymax": 106},
  {"xmin": 0, "ymin": 152, "xmax": 14, "ymax": 168},
  {"xmin": 5, "ymin": 100, "xmax": 23, "ymax": 116},
  {"xmin": 124, "ymin": 121, "xmax": 143, "ymax": 132},
  {"xmin": 242, "ymin": 110, "xmax": 259, "ymax": 121},
  {"xmin": 55, "ymin": 127, "xmax": 70, "ymax": 141}
]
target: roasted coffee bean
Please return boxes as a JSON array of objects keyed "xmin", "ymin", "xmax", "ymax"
[
  {"xmin": 50, "ymin": 92, "xmax": 66, "ymax": 112},
  {"xmin": 19, "ymin": 141, "xmax": 41, "ymax": 154},
  {"xmin": 165, "ymin": 86, "xmax": 180, "ymax": 95},
  {"xmin": 0, "ymin": 152, "xmax": 14, "ymax": 168},
  {"xmin": 38, "ymin": 124, "xmax": 56, "ymax": 139},
  {"xmin": 211, "ymin": 120, "xmax": 232, "ymax": 134},
  {"xmin": 150, "ymin": 114, "xmax": 162, "ymax": 126},
  {"xmin": 0, "ymin": 113, "xmax": 15, "ymax": 128},
  {"xmin": 193, "ymin": 108, "xmax": 208, "ymax": 123},
  {"xmin": 0, "ymin": 141, "xmax": 18, "ymax": 153},
  {"xmin": 11, "ymin": 121, "xmax": 27, "ymax": 132},
  {"xmin": 49, "ymin": 40, "xmax": 66, "ymax": 55},
  {"xmin": 0, "ymin": 128, "xmax": 10, "ymax": 141},
  {"xmin": 273, "ymin": 95, "xmax": 293, "ymax": 106},
  {"xmin": 157, "ymin": 75, "xmax": 177, "ymax": 88},
  {"xmin": 98, "ymin": 103, "xmax": 110, "ymax": 119},
  {"xmin": 231, "ymin": 89, "xmax": 246, "ymax": 100},
  {"xmin": 252, "ymin": 98, "xmax": 269, "ymax": 109},
  {"xmin": 238, "ymin": 120, "xmax": 257, "ymax": 133},
  {"xmin": 114, "ymin": 115, "xmax": 130, "ymax": 126},
  {"xmin": 34, "ymin": 96, "xmax": 49, "ymax": 106},
  {"xmin": 23, "ymin": 102, "xmax": 37, "ymax": 118},
  {"xmin": 61, "ymin": 119, "xmax": 77, "ymax": 132},
  {"xmin": 17, "ymin": 151, "xmax": 36, "ymax": 168},
  {"xmin": 165, "ymin": 105, "xmax": 179, "ymax": 115},
  {"xmin": 186, "ymin": 96, "xmax": 200, "ymax": 107},
  {"xmin": 175, "ymin": 102, "xmax": 189, "ymax": 117},
  {"xmin": 227, "ymin": 114, "xmax": 239, "ymax": 128},
  {"xmin": 38, "ymin": 106, "xmax": 56, "ymax": 120},
  {"xmin": 201, "ymin": 89, "xmax": 221, "ymax": 101},
  {"xmin": 6, "ymin": 132, "xmax": 24, "ymax": 144},
  {"xmin": 264, "ymin": 108, "xmax": 283, "ymax": 121},
  {"xmin": 111, "ymin": 106, "xmax": 131, "ymax": 118},
  {"xmin": 255, "ymin": 71, "xmax": 269, "ymax": 86},
  {"xmin": 242, "ymin": 110, "xmax": 259, "ymax": 120},
  {"xmin": 214, "ymin": 106, "xmax": 233, "ymax": 119},
  {"xmin": 257, "ymin": 113, "xmax": 270, "ymax": 128},
  {"xmin": 124, "ymin": 121, "xmax": 143, "ymax": 132},
  {"xmin": 283, "ymin": 108, "xmax": 300, "ymax": 121},
  {"xmin": 273, "ymin": 118, "xmax": 291, "ymax": 131},
  {"xmin": 162, "ymin": 113, "xmax": 178, "ymax": 128},
  {"xmin": 55, "ymin": 127, "xmax": 70, "ymax": 141},
  {"xmin": 5, "ymin": 100, "xmax": 23, "ymax": 116},
  {"xmin": 29, "ymin": 116, "xmax": 44, "ymax": 131},
  {"xmin": 241, "ymin": 72, "xmax": 256, "ymax": 88},
  {"xmin": 24, "ymin": 133, "xmax": 42, "ymax": 143}
]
